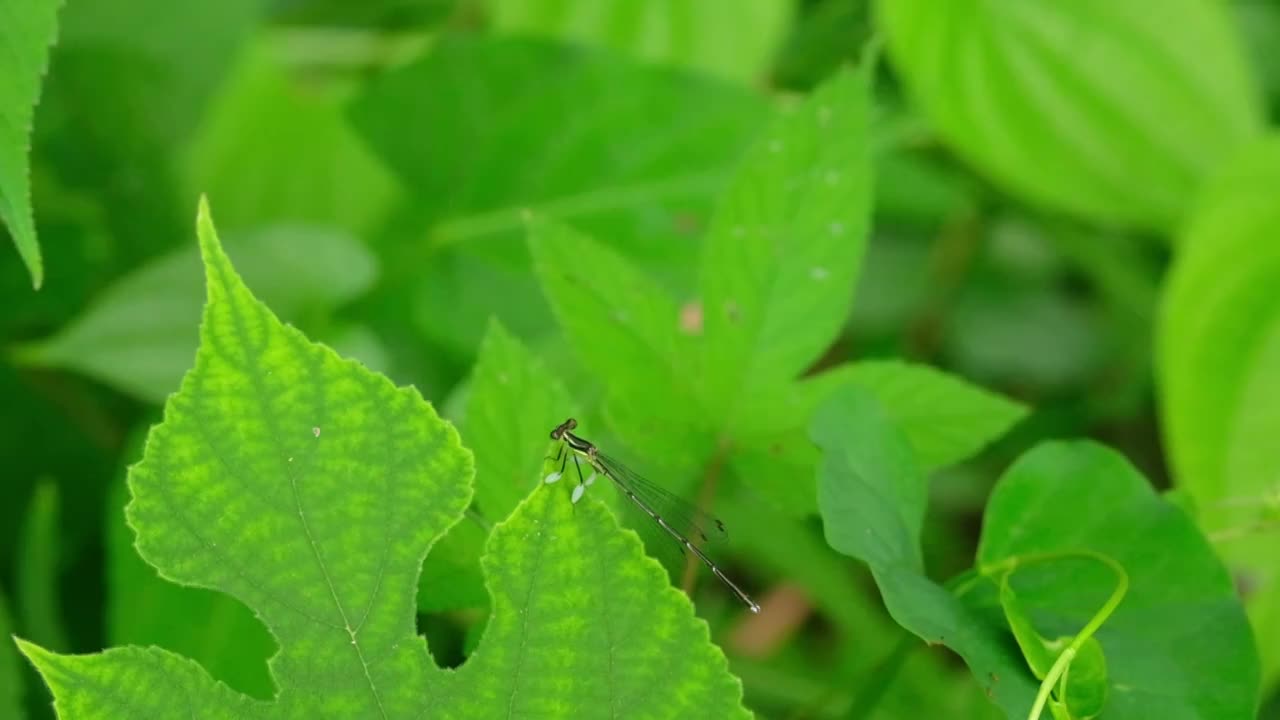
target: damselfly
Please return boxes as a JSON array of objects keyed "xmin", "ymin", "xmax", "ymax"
[{"xmin": 544, "ymin": 417, "xmax": 761, "ymax": 614}]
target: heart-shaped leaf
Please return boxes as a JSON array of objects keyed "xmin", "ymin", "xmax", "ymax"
[{"xmin": 815, "ymin": 384, "xmax": 1259, "ymax": 719}]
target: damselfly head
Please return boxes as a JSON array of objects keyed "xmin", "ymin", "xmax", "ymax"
[{"xmin": 550, "ymin": 417, "xmax": 578, "ymax": 439}]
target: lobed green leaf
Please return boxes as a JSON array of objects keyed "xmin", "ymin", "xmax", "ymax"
[
  {"xmin": 22, "ymin": 199, "xmax": 475, "ymax": 717},
  {"xmin": 431, "ymin": 475, "xmax": 752, "ymax": 719},
  {"xmin": 465, "ymin": 318, "xmax": 577, "ymax": 522},
  {"xmin": 105, "ymin": 446, "xmax": 276, "ymax": 699}
]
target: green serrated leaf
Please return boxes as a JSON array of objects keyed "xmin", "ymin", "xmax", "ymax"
[
  {"xmin": 18, "ymin": 640, "xmax": 255, "ymax": 717},
  {"xmin": 821, "ymin": 360, "xmax": 1026, "ymax": 471},
  {"xmin": 20, "ymin": 198, "xmax": 475, "ymax": 717},
  {"xmin": 0, "ymin": 593, "xmax": 23, "ymax": 720},
  {"xmin": 1159, "ymin": 133, "xmax": 1280, "ymax": 685},
  {"xmin": 879, "ymin": 0, "xmax": 1262, "ymax": 230},
  {"xmin": 431, "ymin": 479, "xmax": 752, "ymax": 718},
  {"xmin": 701, "ymin": 65, "xmax": 873, "ymax": 418},
  {"xmin": 105, "ymin": 436, "xmax": 276, "ymax": 699},
  {"xmin": 15, "ymin": 225, "xmax": 377, "ymax": 403},
  {"xmin": 0, "ymin": 0, "xmax": 62, "ymax": 288},
  {"xmin": 416, "ymin": 318, "xmax": 580, "ymax": 615},
  {"xmin": 528, "ymin": 218, "xmax": 705, "ymax": 461},
  {"xmin": 728, "ymin": 360, "xmax": 1023, "ymax": 518},
  {"xmin": 465, "ymin": 318, "xmax": 577, "ymax": 521},
  {"xmin": 978, "ymin": 442, "xmax": 1259, "ymax": 719},
  {"xmin": 491, "ymin": 0, "xmax": 790, "ymax": 85},
  {"xmin": 18, "ymin": 200, "xmax": 753, "ymax": 718},
  {"xmin": 17, "ymin": 480, "xmax": 67, "ymax": 653}
]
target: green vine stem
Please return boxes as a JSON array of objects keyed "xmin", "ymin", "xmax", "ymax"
[{"xmin": 979, "ymin": 550, "xmax": 1129, "ymax": 720}]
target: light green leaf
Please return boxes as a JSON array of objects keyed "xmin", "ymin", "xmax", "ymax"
[
  {"xmin": 528, "ymin": 218, "xmax": 706, "ymax": 462},
  {"xmin": 17, "ymin": 480, "xmax": 67, "ymax": 652},
  {"xmin": 879, "ymin": 0, "xmax": 1262, "ymax": 230},
  {"xmin": 0, "ymin": 0, "xmax": 61, "ymax": 288},
  {"xmin": 15, "ymin": 225, "xmax": 377, "ymax": 403},
  {"xmin": 416, "ymin": 318, "xmax": 579, "ymax": 615},
  {"xmin": 349, "ymin": 34, "xmax": 767, "ymax": 353},
  {"xmin": 833, "ymin": 360, "xmax": 1026, "ymax": 471},
  {"xmin": 978, "ymin": 442, "xmax": 1259, "ymax": 719},
  {"xmin": 20, "ymin": 198, "xmax": 475, "ymax": 717},
  {"xmin": 106, "ymin": 438, "xmax": 275, "ymax": 699},
  {"xmin": 17, "ymin": 641, "xmax": 255, "ymax": 718},
  {"xmin": 465, "ymin": 318, "xmax": 576, "ymax": 521},
  {"xmin": 430, "ymin": 480, "xmax": 751, "ymax": 719},
  {"xmin": 0, "ymin": 593, "xmax": 24, "ymax": 720},
  {"xmin": 1158, "ymin": 133, "xmax": 1280, "ymax": 685},
  {"xmin": 185, "ymin": 37, "xmax": 399, "ymax": 236},
  {"xmin": 727, "ymin": 360, "xmax": 1024, "ymax": 517},
  {"xmin": 701, "ymin": 65, "xmax": 873, "ymax": 420},
  {"xmin": 491, "ymin": 0, "xmax": 790, "ymax": 85}
]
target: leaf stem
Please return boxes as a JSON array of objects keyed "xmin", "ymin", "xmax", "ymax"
[{"xmin": 979, "ymin": 550, "xmax": 1128, "ymax": 720}]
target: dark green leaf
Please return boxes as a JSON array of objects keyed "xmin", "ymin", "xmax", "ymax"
[
  {"xmin": 819, "ymin": 382, "xmax": 1258, "ymax": 719},
  {"xmin": 978, "ymin": 442, "xmax": 1260, "ymax": 719},
  {"xmin": 349, "ymin": 35, "xmax": 767, "ymax": 353}
]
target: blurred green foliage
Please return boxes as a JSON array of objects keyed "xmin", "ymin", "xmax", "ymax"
[{"xmin": 2, "ymin": 0, "xmax": 1278, "ymax": 718}]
